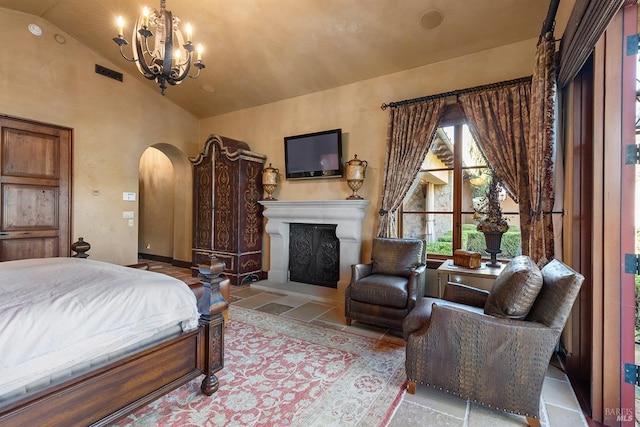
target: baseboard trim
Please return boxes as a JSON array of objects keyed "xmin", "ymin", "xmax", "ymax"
[
  {"xmin": 172, "ymin": 259, "xmax": 191, "ymax": 269},
  {"xmin": 138, "ymin": 253, "xmax": 190, "ymax": 269}
]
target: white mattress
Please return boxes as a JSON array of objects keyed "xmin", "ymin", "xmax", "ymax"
[{"xmin": 0, "ymin": 257, "xmax": 199, "ymax": 399}]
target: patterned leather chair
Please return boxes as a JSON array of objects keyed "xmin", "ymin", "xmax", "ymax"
[
  {"xmin": 402, "ymin": 256, "xmax": 584, "ymax": 427},
  {"xmin": 345, "ymin": 237, "xmax": 426, "ymax": 330}
]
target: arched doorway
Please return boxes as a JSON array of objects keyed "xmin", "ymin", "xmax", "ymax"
[{"xmin": 138, "ymin": 144, "xmax": 193, "ymax": 265}]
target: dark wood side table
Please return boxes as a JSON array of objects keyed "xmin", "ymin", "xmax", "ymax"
[{"xmin": 436, "ymin": 260, "xmax": 506, "ymax": 297}]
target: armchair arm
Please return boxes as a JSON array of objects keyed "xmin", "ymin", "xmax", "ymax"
[
  {"xmin": 406, "ymin": 303, "xmax": 561, "ymax": 418},
  {"xmin": 442, "ymin": 282, "xmax": 489, "ymax": 308},
  {"xmin": 406, "ymin": 264, "xmax": 426, "ymax": 310},
  {"xmin": 350, "ymin": 263, "xmax": 373, "ymax": 283}
]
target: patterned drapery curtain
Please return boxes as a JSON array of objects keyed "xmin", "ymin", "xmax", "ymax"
[
  {"xmin": 377, "ymin": 99, "xmax": 447, "ymax": 237},
  {"xmin": 526, "ymin": 31, "xmax": 557, "ymax": 264},
  {"xmin": 458, "ymin": 34, "xmax": 557, "ymax": 265},
  {"xmin": 457, "ymin": 80, "xmax": 532, "ymax": 254},
  {"xmin": 459, "ymin": 80, "xmax": 540, "ymax": 255},
  {"xmin": 457, "ymin": 81, "xmax": 531, "ymax": 206}
]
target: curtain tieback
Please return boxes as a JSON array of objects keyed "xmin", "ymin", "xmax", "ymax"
[
  {"xmin": 530, "ymin": 208, "xmax": 544, "ymax": 219},
  {"xmin": 378, "ymin": 209, "xmax": 388, "ymax": 216}
]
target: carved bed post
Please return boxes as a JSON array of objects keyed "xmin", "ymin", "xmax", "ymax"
[{"xmin": 196, "ymin": 255, "xmax": 228, "ymax": 395}]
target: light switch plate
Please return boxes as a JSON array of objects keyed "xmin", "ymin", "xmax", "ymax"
[
  {"xmin": 123, "ymin": 192, "xmax": 136, "ymax": 201},
  {"xmin": 123, "ymin": 211, "xmax": 134, "ymax": 218}
]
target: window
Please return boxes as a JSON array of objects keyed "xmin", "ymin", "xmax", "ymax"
[{"xmin": 400, "ymin": 118, "xmax": 522, "ymax": 261}]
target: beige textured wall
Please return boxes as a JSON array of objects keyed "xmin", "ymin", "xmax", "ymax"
[
  {"xmin": 0, "ymin": 5, "xmax": 547, "ymax": 268},
  {"xmin": 0, "ymin": 8, "xmax": 200, "ymax": 265},
  {"xmin": 554, "ymin": 0, "xmax": 576, "ymax": 39},
  {"xmin": 200, "ymin": 38, "xmax": 539, "ymax": 267}
]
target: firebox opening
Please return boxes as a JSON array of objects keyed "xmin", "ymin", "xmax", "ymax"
[{"xmin": 288, "ymin": 223, "xmax": 339, "ymax": 288}]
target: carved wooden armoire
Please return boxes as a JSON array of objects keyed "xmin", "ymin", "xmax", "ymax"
[{"xmin": 190, "ymin": 135, "xmax": 266, "ymax": 286}]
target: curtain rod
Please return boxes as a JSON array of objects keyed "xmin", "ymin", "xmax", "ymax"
[
  {"xmin": 380, "ymin": 76, "xmax": 532, "ymax": 110},
  {"xmin": 540, "ymin": 0, "xmax": 560, "ymax": 41}
]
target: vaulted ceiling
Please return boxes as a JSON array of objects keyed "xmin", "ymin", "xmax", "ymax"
[{"xmin": 0, "ymin": 0, "xmax": 550, "ymax": 118}]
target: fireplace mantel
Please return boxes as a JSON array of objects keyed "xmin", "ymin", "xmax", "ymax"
[{"xmin": 259, "ymin": 200, "xmax": 369, "ymax": 287}]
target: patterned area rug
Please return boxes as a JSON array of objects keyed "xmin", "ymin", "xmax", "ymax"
[{"xmin": 114, "ymin": 305, "xmax": 406, "ymax": 427}]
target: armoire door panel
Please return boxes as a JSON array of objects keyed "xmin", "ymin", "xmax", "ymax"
[
  {"xmin": 213, "ymin": 152, "xmax": 238, "ymax": 253},
  {"xmin": 238, "ymin": 160, "xmax": 263, "ymax": 253},
  {"xmin": 194, "ymin": 161, "xmax": 213, "ymax": 249}
]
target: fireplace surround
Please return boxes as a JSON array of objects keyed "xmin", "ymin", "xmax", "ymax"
[{"xmin": 259, "ymin": 200, "xmax": 369, "ymax": 290}]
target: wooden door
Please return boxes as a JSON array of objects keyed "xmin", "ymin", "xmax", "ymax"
[
  {"xmin": 0, "ymin": 116, "xmax": 71, "ymax": 261},
  {"xmin": 565, "ymin": 58, "xmax": 594, "ymax": 411}
]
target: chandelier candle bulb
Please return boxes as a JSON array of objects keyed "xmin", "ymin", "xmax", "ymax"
[
  {"xmin": 197, "ymin": 44, "xmax": 203, "ymax": 61},
  {"xmin": 142, "ymin": 7, "xmax": 149, "ymax": 28},
  {"xmin": 186, "ymin": 24, "xmax": 192, "ymax": 43},
  {"xmin": 116, "ymin": 16, "xmax": 124, "ymax": 37}
]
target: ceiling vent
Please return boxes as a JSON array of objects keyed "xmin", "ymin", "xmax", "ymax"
[{"xmin": 95, "ymin": 64, "xmax": 123, "ymax": 82}]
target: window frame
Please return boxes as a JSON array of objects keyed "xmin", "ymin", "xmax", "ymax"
[{"xmin": 399, "ymin": 106, "xmax": 520, "ymax": 260}]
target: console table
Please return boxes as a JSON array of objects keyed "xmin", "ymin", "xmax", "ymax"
[{"xmin": 436, "ymin": 260, "xmax": 506, "ymax": 297}]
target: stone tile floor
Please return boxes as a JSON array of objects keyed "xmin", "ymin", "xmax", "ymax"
[{"xmin": 144, "ymin": 259, "xmax": 589, "ymax": 427}]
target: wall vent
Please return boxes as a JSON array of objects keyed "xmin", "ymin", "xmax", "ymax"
[{"xmin": 95, "ymin": 64, "xmax": 123, "ymax": 82}]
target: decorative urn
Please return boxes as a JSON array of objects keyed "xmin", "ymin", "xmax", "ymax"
[
  {"xmin": 483, "ymin": 231, "xmax": 504, "ymax": 267},
  {"xmin": 345, "ymin": 154, "xmax": 368, "ymax": 200},
  {"xmin": 262, "ymin": 163, "xmax": 279, "ymax": 200}
]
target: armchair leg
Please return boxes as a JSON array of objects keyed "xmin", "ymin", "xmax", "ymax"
[
  {"xmin": 345, "ymin": 318, "xmax": 351, "ymax": 326},
  {"xmin": 407, "ymin": 380, "xmax": 416, "ymax": 394},
  {"xmin": 525, "ymin": 417, "xmax": 541, "ymax": 427}
]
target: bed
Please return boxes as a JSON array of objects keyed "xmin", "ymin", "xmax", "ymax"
[{"xmin": 0, "ymin": 257, "xmax": 226, "ymax": 427}]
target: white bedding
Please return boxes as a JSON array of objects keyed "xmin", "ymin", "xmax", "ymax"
[{"xmin": 0, "ymin": 257, "xmax": 199, "ymax": 398}]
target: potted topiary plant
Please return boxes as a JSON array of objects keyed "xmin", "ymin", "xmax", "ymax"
[{"xmin": 473, "ymin": 174, "xmax": 509, "ymax": 267}]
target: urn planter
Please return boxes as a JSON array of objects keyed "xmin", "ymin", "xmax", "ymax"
[{"xmin": 483, "ymin": 231, "xmax": 504, "ymax": 267}]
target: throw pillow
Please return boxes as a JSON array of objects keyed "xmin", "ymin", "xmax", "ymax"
[{"xmin": 484, "ymin": 255, "xmax": 543, "ymax": 319}]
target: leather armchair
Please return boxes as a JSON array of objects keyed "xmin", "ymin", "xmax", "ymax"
[
  {"xmin": 403, "ymin": 257, "xmax": 584, "ymax": 427},
  {"xmin": 345, "ymin": 237, "xmax": 426, "ymax": 330}
]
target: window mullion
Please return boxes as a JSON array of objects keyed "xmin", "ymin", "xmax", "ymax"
[{"xmin": 452, "ymin": 124, "xmax": 463, "ymax": 251}]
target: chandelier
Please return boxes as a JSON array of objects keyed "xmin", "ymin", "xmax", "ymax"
[{"xmin": 113, "ymin": 0, "xmax": 205, "ymax": 95}]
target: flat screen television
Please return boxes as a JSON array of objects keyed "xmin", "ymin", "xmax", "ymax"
[{"xmin": 284, "ymin": 129, "xmax": 343, "ymax": 180}]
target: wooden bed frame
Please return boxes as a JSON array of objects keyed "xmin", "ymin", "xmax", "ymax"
[{"xmin": 0, "ymin": 259, "xmax": 228, "ymax": 427}]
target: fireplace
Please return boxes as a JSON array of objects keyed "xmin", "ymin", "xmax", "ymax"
[{"xmin": 259, "ymin": 200, "xmax": 369, "ymax": 289}]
